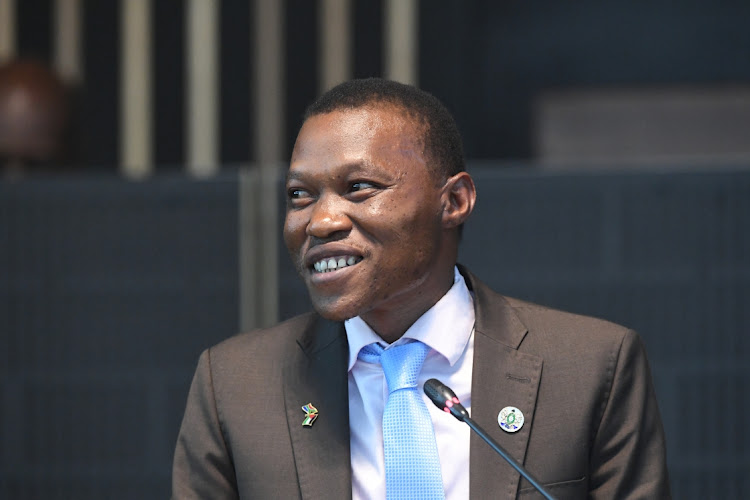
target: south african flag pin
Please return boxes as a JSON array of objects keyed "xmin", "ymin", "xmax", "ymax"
[{"xmin": 302, "ymin": 403, "xmax": 319, "ymax": 427}]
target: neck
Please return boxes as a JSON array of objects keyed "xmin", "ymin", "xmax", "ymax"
[{"xmin": 362, "ymin": 266, "xmax": 456, "ymax": 344}]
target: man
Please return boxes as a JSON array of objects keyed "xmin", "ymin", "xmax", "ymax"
[
  {"xmin": 0, "ymin": 59, "xmax": 72, "ymax": 177},
  {"xmin": 172, "ymin": 79, "xmax": 670, "ymax": 499}
]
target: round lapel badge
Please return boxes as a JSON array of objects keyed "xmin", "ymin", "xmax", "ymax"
[{"xmin": 498, "ymin": 406, "xmax": 524, "ymax": 433}]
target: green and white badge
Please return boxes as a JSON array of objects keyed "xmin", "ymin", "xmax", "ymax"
[{"xmin": 498, "ymin": 406, "xmax": 524, "ymax": 433}]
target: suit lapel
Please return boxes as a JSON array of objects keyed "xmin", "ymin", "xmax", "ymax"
[
  {"xmin": 280, "ymin": 269, "xmax": 542, "ymax": 499},
  {"xmin": 462, "ymin": 269, "xmax": 543, "ymax": 500},
  {"xmin": 283, "ymin": 316, "xmax": 352, "ymax": 500}
]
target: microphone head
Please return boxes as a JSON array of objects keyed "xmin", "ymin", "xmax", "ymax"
[
  {"xmin": 424, "ymin": 378, "xmax": 453, "ymax": 402},
  {"xmin": 423, "ymin": 378, "xmax": 469, "ymax": 421}
]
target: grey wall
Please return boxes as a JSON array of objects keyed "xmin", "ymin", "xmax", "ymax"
[
  {"xmin": 1, "ymin": 176, "xmax": 239, "ymax": 499},
  {"xmin": 421, "ymin": 1, "xmax": 750, "ymax": 159}
]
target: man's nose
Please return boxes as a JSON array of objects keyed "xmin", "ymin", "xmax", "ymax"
[{"xmin": 306, "ymin": 194, "xmax": 351, "ymax": 237}]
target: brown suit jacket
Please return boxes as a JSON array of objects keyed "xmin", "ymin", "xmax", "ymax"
[{"xmin": 172, "ymin": 267, "xmax": 671, "ymax": 499}]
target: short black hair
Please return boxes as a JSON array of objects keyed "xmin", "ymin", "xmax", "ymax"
[{"xmin": 303, "ymin": 78, "xmax": 465, "ymax": 180}]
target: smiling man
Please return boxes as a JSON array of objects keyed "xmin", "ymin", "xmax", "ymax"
[
  {"xmin": 284, "ymin": 95, "xmax": 472, "ymax": 343},
  {"xmin": 172, "ymin": 79, "xmax": 670, "ymax": 499}
]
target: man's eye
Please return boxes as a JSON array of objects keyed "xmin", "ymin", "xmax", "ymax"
[
  {"xmin": 288, "ymin": 188, "xmax": 310, "ymax": 199},
  {"xmin": 287, "ymin": 188, "xmax": 314, "ymax": 207},
  {"xmin": 351, "ymin": 181, "xmax": 377, "ymax": 192}
]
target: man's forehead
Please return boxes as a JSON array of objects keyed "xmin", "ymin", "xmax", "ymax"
[
  {"xmin": 293, "ymin": 107, "xmax": 425, "ymax": 160},
  {"xmin": 305, "ymin": 103, "xmax": 424, "ymax": 132},
  {"xmin": 288, "ymin": 105, "xmax": 431, "ymax": 177}
]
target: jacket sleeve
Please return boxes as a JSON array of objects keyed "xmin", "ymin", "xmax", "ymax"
[
  {"xmin": 588, "ymin": 329, "xmax": 672, "ymax": 499},
  {"xmin": 172, "ymin": 349, "xmax": 239, "ymax": 500}
]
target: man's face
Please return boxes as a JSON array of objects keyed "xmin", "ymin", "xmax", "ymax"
[{"xmin": 284, "ymin": 106, "xmax": 453, "ymax": 331}]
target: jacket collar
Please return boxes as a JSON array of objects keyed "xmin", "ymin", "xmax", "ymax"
[
  {"xmin": 459, "ymin": 265, "xmax": 544, "ymax": 499},
  {"xmin": 459, "ymin": 263, "xmax": 529, "ymax": 349},
  {"xmin": 284, "ymin": 315, "xmax": 352, "ymax": 500}
]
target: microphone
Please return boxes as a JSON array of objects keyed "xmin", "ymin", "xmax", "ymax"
[
  {"xmin": 423, "ymin": 376, "xmax": 470, "ymax": 421},
  {"xmin": 424, "ymin": 379, "xmax": 557, "ymax": 500}
]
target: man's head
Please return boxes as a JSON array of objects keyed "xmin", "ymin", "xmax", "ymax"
[
  {"xmin": 0, "ymin": 59, "xmax": 70, "ymax": 175},
  {"xmin": 284, "ymin": 79, "xmax": 476, "ymax": 341},
  {"xmin": 304, "ymin": 78, "xmax": 465, "ymax": 183}
]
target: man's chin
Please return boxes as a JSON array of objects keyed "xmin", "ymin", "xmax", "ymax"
[
  {"xmin": 312, "ymin": 306, "xmax": 355, "ymax": 322},
  {"xmin": 310, "ymin": 296, "xmax": 361, "ymax": 322}
]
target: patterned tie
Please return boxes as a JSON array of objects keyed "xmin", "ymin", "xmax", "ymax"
[{"xmin": 359, "ymin": 341, "xmax": 445, "ymax": 500}]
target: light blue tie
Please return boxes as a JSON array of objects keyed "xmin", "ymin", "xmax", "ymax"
[{"xmin": 359, "ymin": 341, "xmax": 445, "ymax": 500}]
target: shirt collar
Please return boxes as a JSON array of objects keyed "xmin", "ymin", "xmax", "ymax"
[{"xmin": 345, "ymin": 266, "xmax": 475, "ymax": 371}]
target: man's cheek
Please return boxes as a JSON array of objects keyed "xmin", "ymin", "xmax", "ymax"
[{"xmin": 283, "ymin": 218, "xmax": 305, "ymax": 250}]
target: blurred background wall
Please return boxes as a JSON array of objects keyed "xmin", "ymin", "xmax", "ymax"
[{"xmin": 1, "ymin": 0, "xmax": 749, "ymax": 498}]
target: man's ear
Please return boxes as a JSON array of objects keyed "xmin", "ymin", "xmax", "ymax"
[{"xmin": 440, "ymin": 171, "xmax": 476, "ymax": 229}]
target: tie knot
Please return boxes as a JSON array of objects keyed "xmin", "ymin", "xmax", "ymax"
[{"xmin": 359, "ymin": 341, "xmax": 430, "ymax": 393}]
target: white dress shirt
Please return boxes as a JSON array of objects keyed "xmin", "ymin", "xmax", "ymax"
[{"xmin": 346, "ymin": 267, "xmax": 475, "ymax": 500}]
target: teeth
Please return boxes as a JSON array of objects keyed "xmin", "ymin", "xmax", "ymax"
[{"xmin": 313, "ymin": 255, "xmax": 361, "ymax": 273}]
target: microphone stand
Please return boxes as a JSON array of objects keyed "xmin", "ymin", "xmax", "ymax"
[{"xmin": 424, "ymin": 378, "xmax": 557, "ymax": 500}]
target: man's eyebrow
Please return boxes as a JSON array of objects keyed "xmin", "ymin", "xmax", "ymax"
[
  {"xmin": 286, "ymin": 161, "xmax": 381, "ymax": 182},
  {"xmin": 286, "ymin": 170, "xmax": 302, "ymax": 183}
]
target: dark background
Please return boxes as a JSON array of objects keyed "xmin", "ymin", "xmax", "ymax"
[
  {"xmin": 10, "ymin": 0, "xmax": 750, "ymax": 166},
  {"xmin": 2, "ymin": 1, "xmax": 750, "ymax": 498}
]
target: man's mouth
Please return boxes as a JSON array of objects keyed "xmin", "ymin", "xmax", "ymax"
[{"xmin": 312, "ymin": 255, "xmax": 362, "ymax": 273}]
